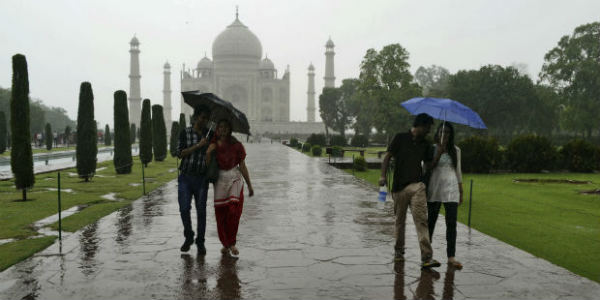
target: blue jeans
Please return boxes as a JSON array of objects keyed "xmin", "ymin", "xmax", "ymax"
[{"xmin": 177, "ymin": 174, "xmax": 208, "ymax": 244}]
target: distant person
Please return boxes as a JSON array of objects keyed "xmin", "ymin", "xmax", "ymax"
[
  {"xmin": 427, "ymin": 122, "xmax": 463, "ymax": 269},
  {"xmin": 206, "ymin": 119, "xmax": 254, "ymax": 256},
  {"xmin": 379, "ymin": 113, "xmax": 440, "ymax": 268},
  {"xmin": 176, "ymin": 105, "xmax": 214, "ymax": 254}
]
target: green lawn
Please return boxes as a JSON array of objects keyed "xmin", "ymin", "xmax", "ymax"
[
  {"xmin": 0, "ymin": 155, "xmax": 179, "ymax": 271},
  {"xmin": 346, "ymin": 169, "xmax": 600, "ymax": 283}
]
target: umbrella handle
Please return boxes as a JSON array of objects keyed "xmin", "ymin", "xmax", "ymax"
[{"xmin": 206, "ymin": 123, "xmax": 214, "ymax": 139}]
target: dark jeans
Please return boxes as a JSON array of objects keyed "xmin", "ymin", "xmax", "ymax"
[
  {"xmin": 178, "ymin": 174, "xmax": 209, "ymax": 244},
  {"xmin": 427, "ymin": 202, "xmax": 458, "ymax": 258}
]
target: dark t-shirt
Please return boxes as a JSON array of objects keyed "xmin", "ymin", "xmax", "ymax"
[{"xmin": 387, "ymin": 131, "xmax": 434, "ymax": 192}]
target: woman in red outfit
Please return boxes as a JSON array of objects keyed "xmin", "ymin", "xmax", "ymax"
[{"xmin": 206, "ymin": 119, "xmax": 254, "ymax": 256}]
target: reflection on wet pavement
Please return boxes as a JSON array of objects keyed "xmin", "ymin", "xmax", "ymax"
[{"xmin": 0, "ymin": 144, "xmax": 599, "ymax": 299}]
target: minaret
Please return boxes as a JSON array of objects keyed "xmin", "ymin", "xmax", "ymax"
[
  {"xmin": 163, "ymin": 61, "xmax": 172, "ymax": 134},
  {"xmin": 324, "ymin": 37, "xmax": 336, "ymax": 88},
  {"xmin": 128, "ymin": 35, "xmax": 142, "ymax": 127},
  {"xmin": 307, "ymin": 63, "xmax": 316, "ymax": 122}
]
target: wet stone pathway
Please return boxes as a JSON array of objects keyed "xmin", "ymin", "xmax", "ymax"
[{"xmin": 1, "ymin": 144, "xmax": 599, "ymax": 299}]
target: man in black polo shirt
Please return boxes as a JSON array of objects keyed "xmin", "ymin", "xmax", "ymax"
[
  {"xmin": 379, "ymin": 113, "xmax": 440, "ymax": 268},
  {"xmin": 177, "ymin": 105, "xmax": 214, "ymax": 254}
]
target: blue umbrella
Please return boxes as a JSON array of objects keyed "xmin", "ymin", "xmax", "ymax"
[{"xmin": 401, "ymin": 97, "xmax": 487, "ymax": 129}]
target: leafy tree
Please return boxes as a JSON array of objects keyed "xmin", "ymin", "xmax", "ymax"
[
  {"xmin": 45, "ymin": 123, "xmax": 53, "ymax": 150},
  {"xmin": 64, "ymin": 125, "xmax": 71, "ymax": 147},
  {"xmin": 447, "ymin": 65, "xmax": 539, "ymax": 138},
  {"xmin": 139, "ymin": 99, "xmax": 153, "ymax": 166},
  {"xmin": 76, "ymin": 82, "xmax": 98, "ymax": 182},
  {"xmin": 104, "ymin": 124, "xmax": 111, "ymax": 146},
  {"xmin": 0, "ymin": 111, "xmax": 6, "ymax": 153},
  {"xmin": 540, "ymin": 22, "xmax": 600, "ymax": 138},
  {"xmin": 170, "ymin": 121, "xmax": 179, "ymax": 157},
  {"xmin": 129, "ymin": 123, "xmax": 136, "ymax": 144},
  {"xmin": 358, "ymin": 44, "xmax": 421, "ymax": 138},
  {"xmin": 10, "ymin": 54, "xmax": 34, "ymax": 200},
  {"xmin": 29, "ymin": 99, "xmax": 45, "ymax": 139},
  {"xmin": 113, "ymin": 90, "xmax": 132, "ymax": 174},
  {"xmin": 151, "ymin": 104, "xmax": 167, "ymax": 161},
  {"xmin": 414, "ymin": 65, "xmax": 450, "ymax": 97},
  {"xmin": 319, "ymin": 87, "xmax": 341, "ymax": 138}
]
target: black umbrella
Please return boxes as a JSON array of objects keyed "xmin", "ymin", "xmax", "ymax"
[{"xmin": 181, "ymin": 91, "xmax": 251, "ymax": 135}]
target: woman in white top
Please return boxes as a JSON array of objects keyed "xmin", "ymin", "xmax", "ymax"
[{"xmin": 427, "ymin": 122, "xmax": 463, "ymax": 269}]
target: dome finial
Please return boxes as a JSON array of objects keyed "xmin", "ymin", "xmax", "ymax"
[{"xmin": 236, "ymin": 5, "xmax": 239, "ymax": 20}]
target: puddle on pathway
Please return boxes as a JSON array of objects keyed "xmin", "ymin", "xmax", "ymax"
[
  {"xmin": 101, "ymin": 192, "xmax": 122, "ymax": 201},
  {"xmin": 46, "ymin": 188, "xmax": 74, "ymax": 193},
  {"xmin": 129, "ymin": 183, "xmax": 141, "ymax": 187},
  {"xmin": 32, "ymin": 205, "xmax": 88, "ymax": 231}
]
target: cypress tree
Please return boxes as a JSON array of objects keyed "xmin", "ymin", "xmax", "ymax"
[
  {"xmin": 104, "ymin": 124, "xmax": 111, "ymax": 146},
  {"xmin": 64, "ymin": 125, "xmax": 71, "ymax": 147},
  {"xmin": 139, "ymin": 99, "xmax": 153, "ymax": 166},
  {"xmin": 113, "ymin": 90, "xmax": 132, "ymax": 174},
  {"xmin": 0, "ymin": 111, "xmax": 7, "ymax": 154},
  {"xmin": 76, "ymin": 82, "xmax": 98, "ymax": 182},
  {"xmin": 45, "ymin": 123, "xmax": 53, "ymax": 150},
  {"xmin": 151, "ymin": 104, "xmax": 167, "ymax": 161},
  {"xmin": 10, "ymin": 54, "xmax": 34, "ymax": 200},
  {"xmin": 129, "ymin": 123, "xmax": 136, "ymax": 144},
  {"xmin": 170, "ymin": 121, "xmax": 179, "ymax": 157},
  {"xmin": 179, "ymin": 113, "xmax": 186, "ymax": 133}
]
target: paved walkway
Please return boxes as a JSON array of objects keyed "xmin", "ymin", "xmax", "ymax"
[{"xmin": 1, "ymin": 144, "xmax": 598, "ymax": 299}]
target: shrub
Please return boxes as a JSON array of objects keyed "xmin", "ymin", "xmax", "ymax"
[
  {"xmin": 458, "ymin": 136, "xmax": 500, "ymax": 173},
  {"xmin": 506, "ymin": 135, "xmax": 557, "ymax": 173},
  {"xmin": 151, "ymin": 104, "xmax": 167, "ymax": 161},
  {"xmin": 45, "ymin": 123, "xmax": 53, "ymax": 150},
  {"xmin": 371, "ymin": 132, "xmax": 388, "ymax": 145},
  {"xmin": 0, "ymin": 111, "xmax": 6, "ymax": 154},
  {"xmin": 331, "ymin": 146, "xmax": 344, "ymax": 157},
  {"xmin": 350, "ymin": 135, "xmax": 369, "ymax": 147},
  {"xmin": 311, "ymin": 145, "xmax": 322, "ymax": 156},
  {"xmin": 560, "ymin": 139, "xmax": 600, "ymax": 172},
  {"xmin": 306, "ymin": 133, "xmax": 326, "ymax": 146},
  {"xmin": 113, "ymin": 90, "xmax": 133, "ymax": 174},
  {"xmin": 289, "ymin": 137, "xmax": 299, "ymax": 148},
  {"xmin": 353, "ymin": 155, "xmax": 367, "ymax": 171},
  {"xmin": 169, "ymin": 121, "xmax": 179, "ymax": 158},
  {"xmin": 302, "ymin": 142, "xmax": 311, "ymax": 152},
  {"xmin": 330, "ymin": 135, "xmax": 347, "ymax": 146},
  {"xmin": 76, "ymin": 82, "xmax": 98, "ymax": 181},
  {"xmin": 139, "ymin": 99, "xmax": 153, "ymax": 166}
]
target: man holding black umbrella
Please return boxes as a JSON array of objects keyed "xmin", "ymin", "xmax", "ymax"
[{"xmin": 176, "ymin": 105, "xmax": 214, "ymax": 254}]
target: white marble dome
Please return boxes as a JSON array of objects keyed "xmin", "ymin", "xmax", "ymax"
[
  {"xmin": 197, "ymin": 56, "xmax": 213, "ymax": 69},
  {"xmin": 212, "ymin": 17, "xmax": 262, "ymax": 61}
]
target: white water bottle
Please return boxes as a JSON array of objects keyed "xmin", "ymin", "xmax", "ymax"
[{"xmin": 378, "ymin": 186, "xmax": 387, "ymax": 202}]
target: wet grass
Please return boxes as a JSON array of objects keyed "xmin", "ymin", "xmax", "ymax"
[
  {"xmin": 347, "ymin": 169, "xmax": 600, "ymax": 283},
  {"xmin": 0, "ymin": 236, "xmax": 57, "ymax": 271},
  {"xmin": 0, "ymin": 155, "xmax": 179, "ymax": 271}
]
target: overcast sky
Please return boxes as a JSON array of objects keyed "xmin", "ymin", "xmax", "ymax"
[{"xmin": 1, "ymin": 0, "xmax": 599, "ymax": 128}]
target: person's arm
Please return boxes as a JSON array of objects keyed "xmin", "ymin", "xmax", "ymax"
[
  {"xmin": 379, "ymin": 152, "xmax": 392, "ymax": 186},
  {"xmin": 179, "ymin": 131, "xmax": 208, "ymax": 159},
  {"xmin": 239, "ymin": 159, "xmax": 254, "ymax": 197},
  {"xmin": 456, "ymin": 146, "xmax": 463, "ymax": 204},
  {"xmin": 205, "ymin": 143, "xmax": 216, "ymax": 164}
]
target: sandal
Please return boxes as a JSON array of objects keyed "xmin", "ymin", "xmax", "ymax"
[{"xmin": 448, "ymin": 258, "xmax": 463, "ymax": 270}]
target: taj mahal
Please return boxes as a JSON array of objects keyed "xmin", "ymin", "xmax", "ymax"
[{"xmin": 127, "ymin": 10, "xmax": 336, "ymax": 136}]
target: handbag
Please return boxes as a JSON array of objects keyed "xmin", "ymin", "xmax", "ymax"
[{"xmin": 206, "ymin": 154, "xmax": 219, "ymax": 183}]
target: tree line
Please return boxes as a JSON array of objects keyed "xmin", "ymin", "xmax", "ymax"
[
  {"xmin": 5, "ymin": 54, "xmax": 172, "ymax": 200},
  {"xmin": 319, "ymin": 21, "xmax": 600, "ymax": 144}
]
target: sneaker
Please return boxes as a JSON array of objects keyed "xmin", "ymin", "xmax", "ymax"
[
  {"xmin": 197, "ymin": 244, "xmax": 207, "ymax": 256},
  {"xmin": 421, "ymin": 259, "xmax": 441, "ymax": 268},
  {"xmin": 180, "ymin": 239, "xmax": 194, "ymax": 252}
]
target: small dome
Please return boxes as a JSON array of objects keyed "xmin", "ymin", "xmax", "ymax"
[
  {"xmin": 164, "ymin": 61, "xmax": 171, "ymax": 68},
  {"xmin": 259, "ymin": 57, "xmax": 275, "ymax": 70},
  {"xmin": 325, "ymin": 37, "xmax": 334, "ymax": 48},
  {"xmin": 197, "ymin": 56, "xmax": 213, "ymax": 69},
  {"xmin": 212, "ymin": 17, "xmax": 262, "ymax": 61},
  {"xmin": 308, "ymin": 63, "xmax": 315, "ymax": 71},
  {"xmin": 130, "ymin": 36, "xmax": 139, "ymax": 45}
]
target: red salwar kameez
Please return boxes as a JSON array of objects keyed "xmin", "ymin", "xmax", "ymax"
[{"xmin": 213, "ymin": 140, "xmax": 246, "ymax": 248}]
